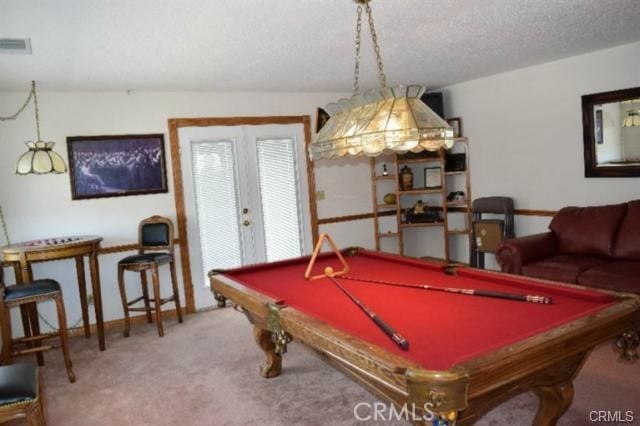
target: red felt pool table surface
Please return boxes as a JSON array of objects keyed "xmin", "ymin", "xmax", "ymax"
[{"xmin": 223, "ymin": 249, "xmax": 615, "ymax": 370}]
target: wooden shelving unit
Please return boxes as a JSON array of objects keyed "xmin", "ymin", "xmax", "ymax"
[
  {"xmin": 442, "ymin": 138, "xmax": 472, "ymax": 263},
  {"xmin": 370, "ymin": 137, "xmax": 472, "ymax": 262},
  {"xmin": 370, "ymin": 155, "xmax": 401, "ymax": 252}
]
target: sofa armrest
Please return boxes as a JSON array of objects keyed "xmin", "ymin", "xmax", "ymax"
[{"xmin": 496, "ymin": 232, "xmax": 558, "ymax": 275}]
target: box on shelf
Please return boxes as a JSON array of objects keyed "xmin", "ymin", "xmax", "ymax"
[{"xmin": 445, "ymin": 153, "xmax": 466, "ymax": 172}]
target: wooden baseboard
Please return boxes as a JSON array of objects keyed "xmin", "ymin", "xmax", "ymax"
[{"xmin": 67, "ymin": 307, "xmax": 185, "ymax": 337}]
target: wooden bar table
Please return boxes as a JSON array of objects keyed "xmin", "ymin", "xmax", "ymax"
[{"xmin": 1, "ymin": 236, "xmax": 106, "ymax": 351}]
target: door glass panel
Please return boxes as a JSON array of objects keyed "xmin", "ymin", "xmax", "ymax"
[
  {"xmin": 191, "ymin": 140, "xmax": 243, "ymax": 270},
  {"xmin": 255, "ymin": 138, "xmax": 303, "ymax": 261}
]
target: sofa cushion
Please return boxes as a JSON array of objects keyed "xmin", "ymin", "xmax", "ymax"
[
  {"xmin": 549, "ymin": 203, "xmax": 627, "ymax": 256},
  {"xmin": 577, "ymin": 261, "xmax": 640, "ymax": 294},
  {"xmin": 521, "ymin": 255, "xmax": 609, "ymax": 284},
  {"xmin": 613, "ymin": 200, "xmax": 640, "ymax": 260}
]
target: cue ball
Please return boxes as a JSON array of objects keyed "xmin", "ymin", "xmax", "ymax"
[{"xmin": 324, "ymin": 267, "xmax": 334, "ymax": 277}]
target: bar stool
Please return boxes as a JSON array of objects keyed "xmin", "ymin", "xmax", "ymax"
[
  {"xmin": 117, "ymin": 215, "xmax": 183, "ymax": 337},
  {"xmin": 0, "ymin": 364, "xmax": 46, "ymax": 425},
  {"xmin": 0, "ymin": 264, "xmax": 75, "ymax": 383}
]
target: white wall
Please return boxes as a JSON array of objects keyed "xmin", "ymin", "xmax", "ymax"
[
  {"xmin": 442, "ymin": 41, "xmax": 640, "ymax": 234},
  {"xmin": 0, "ymin": 90, "xmax": 347, "ymax": 332},
  {"xmin": 440, "ymin": 41, "xmax": 640, "ymax": 268},
  {"xmin": 2, "ymin": 41, "xmax": 640, "ymax": 329},
  {"xmin": 313, "ymin": 41, "xmax": 640, "ymax": 269}
]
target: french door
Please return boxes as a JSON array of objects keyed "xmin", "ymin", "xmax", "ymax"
[{"xmin": 179, "ymin": 123, "xmax": 312, "ymax": 308}]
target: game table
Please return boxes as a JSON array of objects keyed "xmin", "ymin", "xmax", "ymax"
[
  {"xmin": 1, "ymin": 236, "xmax": 106, "ymax": 352},
  {"xmin": 209, "ymin": 248, "xmax": 640, "ymax": 425}
]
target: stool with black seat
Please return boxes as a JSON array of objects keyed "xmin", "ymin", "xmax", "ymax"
[
  {"xmin": 117, "ymin": 215, "xmax": 183, "ymax": 337},
  {"xmin": 0, "ymin": 265, "xmax": 75, "ymax": 383},
  {"xmin": 0, "ymin": 364, "xmax": 45, "ymax": 425}
]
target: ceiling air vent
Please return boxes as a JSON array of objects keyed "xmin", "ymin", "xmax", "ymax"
[{"xmin": 0, "ymin": 38, "xmax": 32, "ymax": 54}]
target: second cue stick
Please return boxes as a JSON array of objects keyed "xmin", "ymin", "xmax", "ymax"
[
  {"xmin": 341, "ymin": 276, "xmax": 552, "ymax": 304},
  {"xmin": 326, "ymin": 275, "xmax": 409, "ymax": 350}
]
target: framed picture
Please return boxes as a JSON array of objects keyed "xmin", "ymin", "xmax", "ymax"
[
  {"xmin": 66, "ymin": 134, "xmax": 168, "ymax": 200},
  {"xmin": 446, "ymin": 117, "xmax": 462, "ymax": 137},
  {"xmin": 595, "ymin": 109, "xmax": 603, "ymax": 144},
  {"xmin": 316, "ymin": 107, "xmax": 330, "ymax": 133},
  {"xmin": 424, "ymin": 166, "xmax": 442, "ymax": 188}
]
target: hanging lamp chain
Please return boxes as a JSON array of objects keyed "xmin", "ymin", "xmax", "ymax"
[
  {"xmin": 32, "ymin": 81, "xmax": 42, "ymax": 141},
  {"xmin": 353, "ymin": 1, "xmax": 387, "ymax": 92},
  {"xmin": 353, "ymin": 3, "xmax": 363, "ymax": 92},
  {"xmin": 0, "ymin": 205, "xmax": 10, "ymax": 245},
  {"xmin": 364, "ymin": 1, "xmax": 386, "ymax": 89},
  {"xmin": 0, "ymin": 81, "xmax": 35, "ymax": 122}
]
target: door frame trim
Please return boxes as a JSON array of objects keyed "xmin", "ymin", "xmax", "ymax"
[{"xmin": 167, "ymin": 116, "xmax": 318, "ymax": 313}]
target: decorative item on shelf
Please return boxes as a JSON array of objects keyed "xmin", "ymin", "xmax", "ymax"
[
  {"xmin": 444, "ymin": 153, "xmax": 466, "ymax": 172},
  {"xmin": 405, "ymin": 207, "xmax": 441, "ymax": 224},
  {"xmin": 413, "ymin": 200, "xmax": 425, "ymax": 214},
  {"xmin": 308, "ymin": 0, "xmax": 454, "ymax": 161},
  {"xmin": 447, "ymin": 191, "xmax": 466, "ymax": 202},
  {"xmin": 382, "ymin": 164, "xmax": 389, "ymax": 176},
  {"xmin": 446, "ymin": 117, "xmax": 462, "ymax": 138},
  {"xmin": 399, "ymin": 165, "xmax": 414, "ymax": 190},
  {"xmin": 424, "ymin": 167, "xmax": 442, "ymax": 188},
  {"xmin": 383, "ymin": 193, "xmax": 396, "ymax": 205},
  {"xmin": 0, "ymin": 81, "xmax": 67, "ymax": 175}
]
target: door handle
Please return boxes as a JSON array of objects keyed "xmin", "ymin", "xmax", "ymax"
[{"xmin": 243, "ymin": 220, "xmax": 251, "ymax": 227}]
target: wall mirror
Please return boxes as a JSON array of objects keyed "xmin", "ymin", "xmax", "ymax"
[{"xmin": 582, "ymin": 87, "xmax": 640, "ymax": 177}]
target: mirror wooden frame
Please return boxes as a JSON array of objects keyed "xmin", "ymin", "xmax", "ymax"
[{"xmin": 582, "ymin": 86, "xmax": 640, "ymax": 177}]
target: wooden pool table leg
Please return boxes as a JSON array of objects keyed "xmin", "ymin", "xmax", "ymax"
[
  {"xmin": 253, "ymin": 326, "xmax": 282, "ymax": 378},
  {"xmin": 616, "ymin": 330, "xmax": 639, "ymax": 361},
  {"xmin": 532, "ymin": 382, "xmax": 574, "ymax": 426},
  {"xmin": 213, "ymin": 291, "xmax": 227, "ymax": 308}
]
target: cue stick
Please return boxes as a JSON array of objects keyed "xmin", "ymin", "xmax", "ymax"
[
  {"xmin": 341, "ymin": 276, "xmax": 552, "ymax": 305},
  {"xmin": 326, "ymin": 275, "xmax": 410, "ymax": 350}
]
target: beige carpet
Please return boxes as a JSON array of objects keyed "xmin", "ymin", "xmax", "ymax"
[{"xmin": 15, "ymin": 308, "xmax": 640, "ymax": 425}]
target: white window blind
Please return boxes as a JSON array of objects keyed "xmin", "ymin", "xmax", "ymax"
[
  {"xmin": 191, "ymin": 141, "xmax": 243, "ymax": 270},
  {"xmin": 256, "ymin": 138, "xmax": 303, "ymax": 262}
]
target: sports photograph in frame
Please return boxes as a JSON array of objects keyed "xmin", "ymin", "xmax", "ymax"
[{"xmin": 66, "ymin": 134, "xmax": 168, "ymax": 200}]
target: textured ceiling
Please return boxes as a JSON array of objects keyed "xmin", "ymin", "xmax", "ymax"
[{"xmin": 1, "ymin": 0, "xmax": 639, "ymax": 92}]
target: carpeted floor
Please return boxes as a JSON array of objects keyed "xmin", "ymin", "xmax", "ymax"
[{"xmin": 15, "ymin": 308, "xmax": 640, "ymax": 425}]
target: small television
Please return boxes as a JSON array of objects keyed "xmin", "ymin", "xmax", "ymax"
[{"xmin": 420, "ymin": 92, "xmax": 445, "ymax": 120}]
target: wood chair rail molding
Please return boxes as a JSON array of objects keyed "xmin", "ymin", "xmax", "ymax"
[
  {"xmin": 97, "ymin": 238, "xmax": 181, "ymax": 255},
  {"xmin": 318, "ymin": 208, "xmax": 557, "ymax": 226},
  {"xmin": 167, "ymin": 116, "xmax": 317, "ymax": 313}
]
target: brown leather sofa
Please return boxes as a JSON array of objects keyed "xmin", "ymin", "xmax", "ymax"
[{"xmin": 496, "ymin": 200, "xmax": 640, "ymax": 294}]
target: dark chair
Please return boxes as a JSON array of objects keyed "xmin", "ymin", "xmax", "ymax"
[
  {"xmin": 0, "ymin": 264, "xmax": 75, "ymax": 383},
  {"xmin": 0, "ymin": 364, "xmax": 45, "ymax": 425},
  {"xmin": 117, "ymin": 215, "xmax": 183, "ymax": 337},
  {"xmin": 470, "ymin": 197, "xmax": 515, "ymax": 268}
]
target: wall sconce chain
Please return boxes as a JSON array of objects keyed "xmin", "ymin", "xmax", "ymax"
[{"xmin": 0, "ymin": 84, "xmax": 35, "ymax": 122}]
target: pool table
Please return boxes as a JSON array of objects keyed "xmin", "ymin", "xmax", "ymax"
[{"xmin": 209, "ymin": 248, "xmax": 640, "ymax": 425}]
